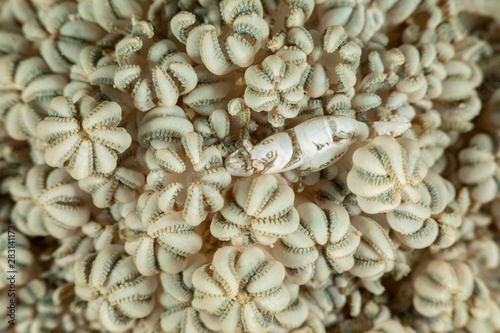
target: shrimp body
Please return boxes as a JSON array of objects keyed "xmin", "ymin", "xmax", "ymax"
[{"xmin": 225, "ymin": 116, "xmax": 369, "ymax": 176}]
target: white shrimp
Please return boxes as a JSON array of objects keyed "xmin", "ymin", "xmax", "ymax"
[{"xmin": 225, "ymin": 116, "xmax": 369, "ymax": 176}]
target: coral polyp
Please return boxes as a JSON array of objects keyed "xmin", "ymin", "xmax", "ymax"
[{"xmin": 1, "ymin": 0, "xmax": 500, "ymax": 332}]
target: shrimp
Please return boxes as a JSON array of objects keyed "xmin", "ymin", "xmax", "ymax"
[{"xmin": 225, "ymin": 115, "xmax": 369, "ymax": 176}]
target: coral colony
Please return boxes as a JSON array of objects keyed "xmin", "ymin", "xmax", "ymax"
[{"xmin": 2, "ymin": 0, "xmax": 500, "ymax": 332}]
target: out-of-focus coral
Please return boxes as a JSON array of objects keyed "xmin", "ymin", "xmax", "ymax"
[
  {"xmin": 77, "ymin": 0, "xmax": 144, "ymax": 32},
  {"xmin": 0, "ymin": 230, "xmax": 33, "ymax": 288},
  {"xmin": 74, "ymin": 244, "xmax": 159, "ymax": 332},
  {"xmin": 0, "ymin": 54, "xmax": 67, "ymax": 141},
  {"xmin": 412, "ymin": 259, "xmax": 500, "ymax": 333},
  {"xmin": 349, "ymin": 216, "xmax": 396, "ymax": 281},
  {"xmin": 53, "ymin": 219, "xmax": 120, "ymax": 282},
  {"xmin": 10, "ymin": 164, "xmax": 91, "ymax": 238},
  {"xmin": 458, "ymin": 133, "xmax": 499, "ymax": 204},
  {"xmin": 15, "ymin": 279, "xmax": 64, "ymax": 333},
  {"xmin": 435, "ymin": 60, "xmax": 483, "ymax": 133},
  {"xmin": 366, "ymin": 319, "xmax": 416, "ymax": 333},
  {"xmin": 8, "ymin": 1, "xmax": 106, "ymax": 74}
]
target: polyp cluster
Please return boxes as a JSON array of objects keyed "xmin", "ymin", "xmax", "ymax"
[{"xmin": 1, "ymin": 0, "xmax": 500, "ymax": 332}]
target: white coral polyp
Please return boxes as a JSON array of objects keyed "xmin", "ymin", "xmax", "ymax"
[
  {"xmin": 411, "ymin": 260, "xmax": 494, "ymax": 332},
  {"xmin": 349, "ymin": 216, "xmax": 396, "ymax": 281},
  {"xmin": 74, "ymin": 245, "xmax": 159, "ymax": 332},
  {"xmin": 122, "ymin": 190, "xmax": 202, "ymax": 276},
  {"xmin": 158, "ymin": 254, "xmax": 217, "ymax": 332},
  {"xmin": 458, "ymin": 133, "xmax": 499, "ymax": 204},
  {"xmin": 2, "ymin": 0, "xmax": 500, "ymax": 332},
  {"xmin": 10, "ymin": 164, "xmax": 91, "ymax": 238},
  {"xmin": 244, "ymin": 54, "xmax": 305, "ymax": 127},
  {"xmin": 78, "ymin": 0, "xmax": 143, "ymax": 31},
  {"xmin": 0, "ymin": 231, "xmax": 34, "ymax": 288},
  {"xmin": 114, "ymin": 33, "xmax": 197, "ymax": 112},
  {"xmin": 270, "ymin": 284, "xmax": 310, "ymax": 331},
  {"xmin": 78, "ymin": 151, "xmax": 145, "ymax": 208},
  {"xmin": 139, "ymin": 108, "xmax": 231, "ymax": 226},
  {"xmin": 347, "ymin": 135, "xmax": 428, "ymax": 214},
  {"xmin": 272, "ymin": 202, "xmax": 360, "ymax": 285},
  {"xmin": 20, "ymin": 1, "xmax": 105, "ymax": 74},
  {"xmin": 192, "ymin": 246, "xmax": 290, "ymax": 333},
  {"xmin": 367, "ymin": 319, "xmax": 417, "ymax": 333},
  {"xmin": 37, "ymin": 96, "xmax": 132, "ymax": 180},
  {"xmin": 194, "ymin": 108, "xmax": 239, "ymax": 157},
  {"xmin": 171, "ymin": 0, "xmax": 269, "ymax": 76},
  {"xmin": 211, "ymin": 174, "xmax": 300, "ymax": 246},
  {"xmin": 0, "ymin": 54, "xmax": 67, "ymax": 141}
]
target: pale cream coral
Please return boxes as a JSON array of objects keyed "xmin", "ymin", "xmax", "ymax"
[
  {"xmin": 270, "ymin": 284, "xmax": 310, "ymax": 332},
  {"xmin": 64, "ymin": 45, "xmax": 130, "ymax": 110},
  {"xmin": 9, "ymin": 164, "xmax": 91, "ymax": 238},
  {"xmin": 192, "ymin": 246, "xmax": 290, "ymax": 333},
  {"xmin": 347, "ymin": 135, "xmax": 428, "ymax": 214},
  {"xmin": 139, "ymin": 108, "xmax": 231, "ymax": 226},
  {"xmin": 194, "ymin": 108, "xmax": 239, "ymax": 157},
  {"xmin": 211, "ymin": 174, "xmax": 299, "ymax": 246},
  {"xmin": 171, "ymin": 0, "xmax": 269, "ymax": 76},
  {"xmin": 388, "ymin": 172, "xmax": 459, "ymax": 249},
  {"xmin": 244, "ymin": 53, "xmax": 305, "ymax": 127},
  {"xmin": 10, "ymin": 1, "xmax": 106, "ymax": 73},
  {"xmin": 349, "ymin": 216, "xmax": 396, "ymax": 281},
  {"xmin": 114, "ymin": 27, "xmax": 197, "ymax": 111},
  {"xmin": 182, "ymin": 67, "xmax": 231, "ymax": 116},
  {"xmin": 74, "ymin": 244, "xmax": 159, "ymax": 332},
  {"xmin": 122, "ymin": 191, "xmax": 202, "ymax": 276},
  {"xmin": 366, "ymin": 319, "xmax": 416, "ymax": 333},
  {"xmin": 0, "ymin": 55, "xmax": 66, "ymax": 140},
  {"xmin": 157, "ymin": 254, "xmax": 217, "ymax": 332},
  {"xmin": 78, "ymin": 0, "xmax": 144, "ymax": 32},
  {"xmin": 0, "ymin": 230, "xmax": 33, "ymax": 289},
  {"xmin": 411, "ymin": 259, "xmax": 500, "ymax": 332},
  {"xmin": 37, "ymin": 96, "xmax": 132, "ymax": 180},
  {"xmin": 312, "ymin": 168, "xmax": 361, "ymax": 216},
  {"xmin": 272, "ymin": 202, "xmax": 360, "ymax": 285},
  {"xmin": 78, "ymin": 148, "xmax": 145, "ymax": 209},
  {"xmin": 15, "ymin": 279, "xmax": 63, "ymax": 333},
  {"xmin": 0, "ymin": 0, "xmax": 499, "ymax": 332},
  {"xmin": 458, "ymin": 133, "xmax": 499, "ymax": 204}
]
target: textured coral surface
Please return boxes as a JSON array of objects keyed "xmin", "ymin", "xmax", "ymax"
[{"xmin": 1, "ymin": 0, "xmax": 500, "ymax": 332}]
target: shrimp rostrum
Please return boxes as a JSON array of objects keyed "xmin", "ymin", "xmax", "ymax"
[{"xmin": 225, "ymin": 116, "xmax": 369, "ymax": 176}]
